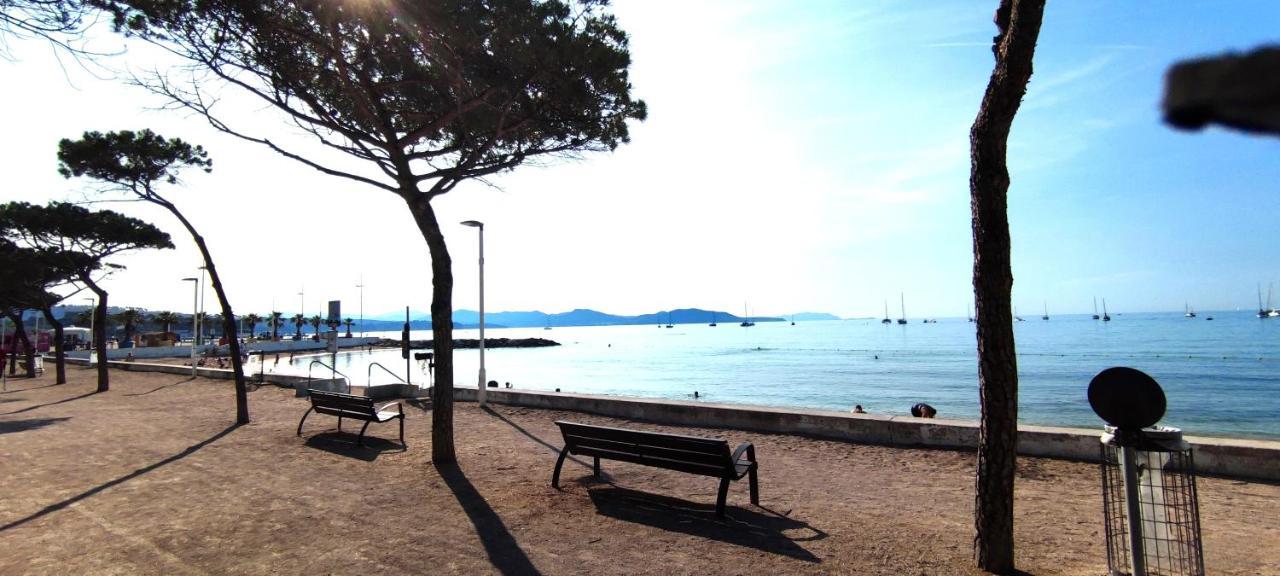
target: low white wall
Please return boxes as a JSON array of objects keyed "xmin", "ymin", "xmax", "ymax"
[
  {"xmin": 64, "ymin": 337, "xmax": 380, "ymax": 360},
  {"xmin": 456, "ymin": 388, "xmax": 1280, "ymax": 482}
]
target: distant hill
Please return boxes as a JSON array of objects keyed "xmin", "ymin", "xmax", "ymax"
[
  {"xmin": 788, "ymin": 312, "xmax": 842, "ymax": 321},
  {"xmin": 356, "ymin": 307, "xmax": 798, "ymax": 329}
]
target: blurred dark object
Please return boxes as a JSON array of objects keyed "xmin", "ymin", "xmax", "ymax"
[{"xmin": 1164, "ymin": 45, "xmax": 1280, "ymax": 135}]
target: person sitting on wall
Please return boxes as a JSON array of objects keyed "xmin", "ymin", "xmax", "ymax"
[{"xmin": 910, "ymin": 403, "xmax": 937, "ymax": 418}]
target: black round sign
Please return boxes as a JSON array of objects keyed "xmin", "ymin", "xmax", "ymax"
[{"xmin": 1087, "ymin": 367, "xmax": 1166, "ymax": 430}]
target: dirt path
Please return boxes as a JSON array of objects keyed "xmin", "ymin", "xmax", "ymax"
[{"xmin": 0, "ymin": 367, "xmax": 1276, "ymax": 574}]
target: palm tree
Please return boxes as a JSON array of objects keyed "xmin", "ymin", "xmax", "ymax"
[
  {"xmin": 269, "ymin": 311, "xmax": 282, "ymax": 341},
  {"xmin": 343, "ymin": 318, "xmax": 354, "ymax": 338},
  {"xmin": 244, "ymin": 313, "xmax": 261, "ymax": 339},
  {"xmin": 113, "ymin": 308, "xmax": 144, "ymax": 347},
  {"xmin": 292, "ymin": 313, "xmax": 304, "ymax": 341},
  {"xmin": 309, "ymin": 315, "xmax": 321, "ymax": 341},
  {"xmin": 153, "ymin": 310, "xmax": 180, "ymax": 334}
]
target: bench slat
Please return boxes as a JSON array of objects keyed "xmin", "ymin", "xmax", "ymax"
[
  {"xmin": 557, "ymin": 422, "xmax": 728, "ymax": 453},
  {"xmin": 563, "ymin": 434, "xmax": 731, "ymax": 468},
  {"xmin": 572, "ymin": 445, "xmax": 730, "ymax": 477}
]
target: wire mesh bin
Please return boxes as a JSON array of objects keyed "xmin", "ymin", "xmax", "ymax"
[{"xmin": 1099, "ymin": 426, "xmax": 1205, "ymax": 576}]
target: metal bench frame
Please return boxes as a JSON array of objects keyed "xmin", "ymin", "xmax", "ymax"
[
  {"xmin": 297, "ymin": 390, "xmax": 405, "ymax": 447},
  {"xmin": 552, "ymin": 420, "xmax": 759, "ymax": 517}
]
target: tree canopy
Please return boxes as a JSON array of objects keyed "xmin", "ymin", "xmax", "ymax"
[{"xmin": 57, "ymin": 129, "xmax": 211, "ymax": 194}]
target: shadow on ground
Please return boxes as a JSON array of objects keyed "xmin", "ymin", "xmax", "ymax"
[
  {"xmin": 124, "ymin": 377, "xmax": 196, "ymax": 397},
  {"xmin": 588, "ymin": 486, "xmax": 825, "ymax": 563},
  {"xmin": 482, "ymin": 406, "xmax": 594, "ymax": 473},
  {"xmin": 2, "ymin": 391, "xmax": 98, "ymax": 416},
  {"xmin": 0, "ymin": 382, "xmax": 61, "ymax": 395},
  {"xmin": 0, "ymin": 423, "xmax": 240, "ymax": 533},
  {"xmin": 0, "ymin": 417, "xmax": 71, "ymax": 435},
  {"xmin": 303, "ymin": 431, "xmax": 405, "ymax": 461},
  {"xmin": 435, "ymin": 462, "xmax": 541, "ymax": 576}
]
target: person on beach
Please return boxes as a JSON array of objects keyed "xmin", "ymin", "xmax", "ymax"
[
  {"xmin": 910, "ymin": 403, "xmax": 937, "ymax": 418},
  {"xmin": 852, "ymin": 405, "xmax": 865, "ymax": 414}
]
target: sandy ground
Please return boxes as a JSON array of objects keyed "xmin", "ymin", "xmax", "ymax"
[{"xmin": 0, "ymin": 367, "xmax": 1277, "ymax": 575}]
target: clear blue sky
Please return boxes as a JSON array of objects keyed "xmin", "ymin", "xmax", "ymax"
[{"xmin": 2, "ymin": 0, "xmax": 1279, "ymax": 319}]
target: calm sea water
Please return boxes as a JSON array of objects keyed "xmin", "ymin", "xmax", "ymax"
[{"xmin": 274, "ymin": 311, "xmax": 1280, "ymax": 440}]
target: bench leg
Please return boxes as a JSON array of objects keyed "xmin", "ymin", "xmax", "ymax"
[
  {"xmin": 593, "ymin": 456, "xmax": 601, "ymax": 480},
  {"xmin": 337, "ymin": 415, "xmax": 342, "ymax": 432},
  {"xmin": 357, "ymin": 420, "xmax": 372, "ymax": 447},
  {"xmin": 296, "ymin": 407, "xmax": 314, "ymax": 437},
  {"xmin": 749, "ymin": 466, "xmax": 759, "ymax": 505},
  {"xmin": 551, "ymin": 447, "xmax": 570, "ymax": 489},
  {"xmin": 398, "ymin": 416, "xmax": 405, "ymax": 447},
  {"xmin": 716, "ymin": 477, "xmax": 731, "ymax": 518}
]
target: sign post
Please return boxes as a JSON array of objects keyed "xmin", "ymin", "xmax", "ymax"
[{"xmin": 325, "ymin": 301, "xmax": 341, "ymax": 383}]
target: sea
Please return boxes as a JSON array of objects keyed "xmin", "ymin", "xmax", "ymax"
[{"xmin": 271, "ymin": 311, "xmax": 1280, "ymax": 440}]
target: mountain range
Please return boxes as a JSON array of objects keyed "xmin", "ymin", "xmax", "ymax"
[{"xmin": 362, "ymin": 308, "xmax": 840, "ymax": 329}]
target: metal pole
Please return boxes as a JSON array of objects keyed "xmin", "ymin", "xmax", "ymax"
[
  {"xmin": 357, "ymin": 277, "xmax": 364, "ymax": 338},
  {"xmin": 85, "ymin": 297, "xmax": 95, "ymax": 364},
  {"xmin": 1120, "ymin": 445, "xmax": 1147, "ymax": 576},
  {"xmin": 198, "ymin": 266, "xmax": 206, "ymax": 346},
  {"xmin": 183, "ymin": 278, "xmax": 198, "ymax": 377},
  {"xmin": 404, "ymin": 306, "xmax": 411, "ymax": 386},
  {"xmin": 477, "ymin": 225, "xmax": 486, "ymax": 406}
]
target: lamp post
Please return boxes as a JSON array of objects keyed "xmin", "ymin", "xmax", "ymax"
[
  {"xmin": 298, "ymin": 288, "xmax": 305, "ymax": 339},
  {"xmin": 461, "ymin": 220, "xmax": 486, "ymax": 406},
  {"xmin": 83, "ymin": 297, "xmax": 95, "ymax": 359},
  {"xmin": 197, "ymin": 266, "xmax": 207, "ymax": 345},
  {"xmin": 182, "ymin": 277, "xmax": 198, "ymax": 376},
  {"xmin": 356, "ymin": 277, "xmax": 364, "ymax": 338}
]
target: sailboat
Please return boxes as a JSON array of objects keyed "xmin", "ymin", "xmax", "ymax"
[
  {"xmin": 1041, "ymin": 301, "xmax": 1049, "ymax": 321},
  {"xmin": 709, "ymin": 311, "xmax": 717, "ymax": 327},
  {"xmin": 967, "ymin": 303, "xmax": 974, "ymax": 323},
  {"xmin": 544, "ymin": 316, "xmax": 552, "ymax": 330},
  {"xmin": 1270, "ymin": 284, "xmax": 1280, "ymax": 317},
  {"xmin": 790, "ymin": 315, "xmax": 796, "ymax": 326},
  {"xmin": 896, "ymin": 293, "xmax": 907, "ymax": 325},
  {"xmin": 1184, "ymin": 303, "xmax": 1196, "ymax": 318},
  {"xmin": 1092, "ymin": 297, "xmax": 1101, "ymax": 320},
  {"xmin": 1257, "ymin": 284, "xmax": 1268, "ymax": 318},
  {"xmin": 664, "ymin": 311, "xmax": 673, "ymax": 328},
  {"xmin": 1102, "ymin": 298, "xmax": 1111, "ymax": 322},
  {"xmin": 881, "ymin": 301, "xmax": 892, "ymax": 324},
  {"xmin": 739, "ymin": 303, "xmax": 755, "ymax": 327},
  {"xmin": 1014, "ymin": 306, "xmax": 1024, "ymax": 322}
]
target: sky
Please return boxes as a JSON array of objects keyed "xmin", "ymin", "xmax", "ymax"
[{"xmin": 2, "ymin": 0, "xmax": 1279, "ymax": 320}]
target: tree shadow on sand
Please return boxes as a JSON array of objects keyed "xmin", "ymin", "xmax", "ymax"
[
  {"xmin": 435, "ymin": 462, "xmax": 541, "ymax": 576},
  {"xmin": 588, "ymin": 486, "xmax": 825, "ymax": 563},
  {"xmin": 481, "ymin": 406, "xmax": 595, "ymax": 473},
  {"xmin": 0, "ymin": 417, "xmax": 71, "ymax": 435},
  {"xmin": 0, "ymin": 423, "xmax": 240, "ymax": 533},
  {"xmin": 0, "ymin": 382, "xmax": 62, "ymax": 395},
  {"xmin": 124, "ymin": 376, "xmax": 197, "ymax": 397},
  {"xmin": 303, "ymin": 431, "xmax": 405, "ymax": 462},
  {"xmin": 1, "ymin": 390, "xmax": 98, "ymax": 416}
]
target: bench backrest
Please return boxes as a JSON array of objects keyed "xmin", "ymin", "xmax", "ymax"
[
  {"xmin": 309, "ymin": 390, "xmax": 377, "ymax": 418},
  {"xmin": 555, "ymin": 421, "xmax": 733, "ymax": 478}
]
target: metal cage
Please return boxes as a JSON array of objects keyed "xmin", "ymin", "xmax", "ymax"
[{"xmin": 1099, "ymin": 427, "xmax": 1205, "ymax": 576}]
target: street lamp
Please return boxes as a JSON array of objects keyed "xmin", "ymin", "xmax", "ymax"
[
  {"xmin": 197, "ymin": 266, "xmax": 207, "ymax": 345},
  {"xmin": 356, "ymin": 277, "xmax": 364, "ymax": 338},
  {"xmin": 461, "ymin": 220, "xmax": 486, "ymax": 406},
  {"xmin": 83, "ymin": 297, "xmax": 95, "ymax": 359},
  {"xmin": 297, "ymin": 288, "xmax": 305, "ymax": 340},
  {"xmin": 182, "ymin": 277, "xmax": 198, "ymax": 376}
]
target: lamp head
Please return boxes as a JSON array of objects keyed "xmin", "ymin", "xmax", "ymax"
[
  {"xmin": 182, "ymin": 277, "xmax": 198, "ymax": 282},
  {"xmin": 460, "ymin": 220, "xmax": 484, "ymax": 229}
]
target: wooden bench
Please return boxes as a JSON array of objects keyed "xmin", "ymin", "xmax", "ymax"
[
  {"xmin": 296, "ymin": 390, "xmax": 405, "ymax": 447},
  {"xmin": 552, "ymin": 420, "xmax": 759, "ymax": 517}
]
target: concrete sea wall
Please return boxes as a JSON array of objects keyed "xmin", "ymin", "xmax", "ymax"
[{"xmin": 56, "ymin": 358, "xmax": 1280, "ymax": 481}]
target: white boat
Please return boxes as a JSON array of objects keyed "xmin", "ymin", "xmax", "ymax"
[
  {"xmin": 881, "ymin": 301, "xmax": 892, "ymax": 324},
  {"xmin": 896, "ymin": 293, "xmax": 907, "ymax": 325},
  {"xmin": 739, "ymin": 303, "xmax": 754, "ymax": 327}
]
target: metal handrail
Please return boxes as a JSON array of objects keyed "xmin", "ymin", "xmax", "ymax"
[
  {"xmin": 307, "ymin": 359, "xmax": 351, "ymax": 394},
  {"xmin": 367, "ymin": 361, "xmax": 410, "ymax": 387}
]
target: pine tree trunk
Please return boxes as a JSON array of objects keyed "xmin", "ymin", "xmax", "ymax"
[
  {"xmin": 157, "ymin": 200, "xmax": 250, "ymax": 424},
  {"xmin": 40, "ymin": 307, "xmax": 66, "ymax": 385},
  {"xmin": 79, "ymin": 276, "xmax": 110, "ymax": 392},
  {"xmin": 5, "ymin": 312, "xmax": 35, "ymax": 378},
  {"xmin": 970, "ymin": 1, "xmax": 1045, "ymax": 573},
  {"xmin": 407, "ymin": 194, "xmax": 456, "ymax": 464}
]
